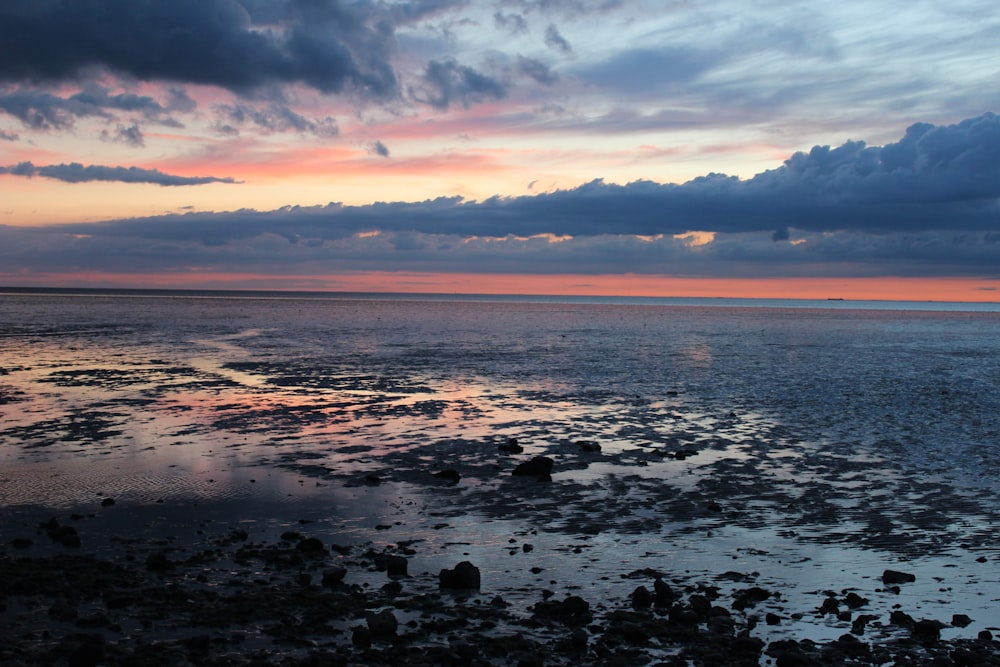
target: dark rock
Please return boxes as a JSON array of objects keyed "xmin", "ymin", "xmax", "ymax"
[
  {"xmin": 68, "ymin": 634, "xmax": 105, "ymax": 667},
  {"xmin": 512, "ymin": 456, "xmax": 554, "ymax": 480},
  {"xmin": 978, "ymin": 629, "xmax": 993, "ymax": 641},
  {"xmin": 882, "ymin": 569, "xmax": 916, "ymax": 585},
  {"xmin": 522, "ymin": 543, "xmax": 534, "ymax": 553},
  {"xmin": 631, "ymin": 585, "xmax": 654, "ymax": 608},
  {"xmin": 732, "ymin": 586, "xmax": 771, "ymax": 611},
  {"xmin": 43, "ymin": 520, "xmax": 81, "ymax": 547},
  {"xmin": 322, "ymin": 566, "xmax": 347, "ymax": 586},
  {"xmin": 280, "ymin": 531, "xmax": 303, "ymax": 541},
  {"xmin": 366, "ymin": 609, "xmax": 399, "ymax": 637},
  {"xmin": 851, "ymin": 614, "xmax": 879, "ymax": 635},
  {"xmin": 499, "ymin": 438, "xmax": 524, "ymax": 454},
  {"xmin": 11, "ymin": 537, "xmax": 32, "ymax": 549},
  {"xmin": 732, "ymin": 635, "xmax": 764, "ymax": 655},
  {"xmin": 433, "ymin": 469, "xmax": 461, "ymax": 484},
  {"xmin": 296, "ymin": 537, "xmax": 326, "ymax": 554},
  {"xmin": 766, "ymin": 612, "xmax": 782, "ymax": 625},
  {"xmin": 653, "ymin": 577, "xmax": 675, "ymax": 604},
  {"xmin": 890, "ymin": 610, "xmax": 915, "ymax": 628},
  {"xmin": 912, "ymin": 619, "xmax": 943, "ymax": 643},
  {"xmin": 382, "ymin": 580, "xmax": 403, "ymax": 596},
  {"xmin": 576, "ymin": 440, "xmax": 601, "ymax": 453},
  {"xmin": 352, "ymin": 626, "xmax": 372, "ymax": 648},
  {"xmin": 561, "ymin": 595, "xmax": 591, "ymax": 619},
  {"xmin": 570, "ymin": 627, "xmax": 589, "ymax": 650},
  {"xmin": 145, "ymin": 550, "xmax": 175, "ymax": 572},
  {"xmin": 385, "ymin": 554, "xmax": 408, "ymax": 577},
  {"xmin": 439, "ymin": 561, "xmax": 481, "ymax": 589},
  {"xmin": 689, "ymin": 594, "xmax": 711, "ymax": 617},
  {"xmin": 364, "ymin": 473, "xmax": 382, "ymax": 485},
  {"xmin": 952, "ymin": 613, "xmax": 973, "ymax": 628},
  {"xmin": 100, "ymin": 497, "xmax": 115, "ymax": 507},
  {"xmin": 843, "ymin": 592, "xmax": 869, "ymax": 608}
]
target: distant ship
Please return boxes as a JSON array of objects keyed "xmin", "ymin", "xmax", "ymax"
[{"xmin": 827, "ymin": 297, "xmax": 845, "ymax": 301}]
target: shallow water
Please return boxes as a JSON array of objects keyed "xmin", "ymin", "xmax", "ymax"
[{"xmin": 2, "ymin": 291, "xmax": 1000, "ymax": 647}]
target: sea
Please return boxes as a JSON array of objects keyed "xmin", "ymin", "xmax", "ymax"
[{"xmin": 2, "ymin": 288, "xmax": 999, "ymax": 643}]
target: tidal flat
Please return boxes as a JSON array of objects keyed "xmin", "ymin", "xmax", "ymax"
[{"xmin": 2, "ymin": 292, "xmax": 999, "ymax": 665}]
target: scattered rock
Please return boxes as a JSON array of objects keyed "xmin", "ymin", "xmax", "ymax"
[
  {"xmin": 296, "ymin": 537, "xmax": 326, "ymax": 555},
  {"xmin": 322, "ymin": 566, "xmax": 347, "ymax": 586},
  {"xmin": 576, "ymin": 440, "xmax": 601, "ymax": 453},
  {"xmin": 100, "ymin": 498, "xmax": 115, "ymax": 507},
  {"xmin": 912, "ymin": 619, "xmax": 944, "ymax": 643},
  {"xmin": 145, "ymin": 550, "xmax": 175, "ymax": 572}
]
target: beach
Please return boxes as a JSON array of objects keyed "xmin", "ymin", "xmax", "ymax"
[{"xmin": 2, "ymin": 291, "xmax": 999, "ymax": 665}]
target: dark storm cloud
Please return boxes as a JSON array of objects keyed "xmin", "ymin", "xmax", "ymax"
[
  {"xmin": 411, "ymin": 59, "xmax": 509, "ymax": 110},
  {"xmin": 0, "ymin": 161, "xmax": 240, "ymax": 186},
  {"xmin": 0, "ymin": 0, "xmax": 399, "ymax": 98},
  {"xmin": 0, "ymin": 84, "xmax": 183, "ymax": 131}
]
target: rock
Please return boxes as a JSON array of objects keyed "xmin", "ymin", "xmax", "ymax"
[
  {"xmin": 280, "ymin": 531, "xmax": 303, "ymax": 541},
  {"xmin": 364, "ymin": 473, "xmax": 382, "ymax": 486},
  {"xmin": 439, "ymin": 561, "xmax": 481, "ymax": 589},
  {"xmin": 570, "ymin": 627, "xmax": 589, "ymax": 650},
  {"xmin": 296, "ymin": 537, "xmax": 326, "ymax": 554},
  {"xmin": 499, "ymin": 438, "xmax": 524, "ymax": 454},
  {"xmin": 766, "ymin": 612, "xmax": 782, "ymax": 625},
  {"xmin": 653, "ymin": 577, "xmax": 675, "ymax": 604},
  {"xmin": 352, "ymin": 626, "xmax": 372, "ymax": 648},
  {"xmin": 433, "ymin": 469, "xmax": 461, "ymax": 484},
  {"xmin": 882, "ymin": 569, "xmax": 916, "ymax": 585},
  {"xmin": 42, "ymin": 520, "xmax": 81, "ymax": 548},
  {"xmin": 631, "ymin": 585, "xmax": 654, "ymax": 608},
  {"xmin": 732, "ymin": 586, "xmax": 771, "ymax": 611},
  {"xmin": 843, "ymin": 592, "xmax": 869, "ymax": 609},
  {"xmin": 889, "ymin": 610, "xmax": 915, "ymax": 628},
  {"xmin": 366, "ymin": 609, "xmax": 399, "ymax": 637},
  {"xmin": 512, "ymin": 456, "xmax": 554, "ymax": 480},
  {"xmin": 145, "ymin": 551, "xmax": 175, "ymax": 572},
  {"xmin": 11, "ymin": 537, "xmax": 32, "ymax": 549},
  {"xmin": 576, "ymin": 440, "xmax": 601, "ymax": 453},
  {"xmin": 385, "ymin": 554, "xmax": 409, "ymax": 577},
  {"xmin": 68, "ymin": 634, "xmax": 105, "ymax": 667},
  {"xmin": 100, "ymin": 497, "xmax": 115, "ymax": 507},
  {"xmin": 912, "ymin": 619, "xmax": 943, "ymax": 643},
  {"xmin": 689, "ymin": 594, "xmax": 711, "ymax": 617},
  {"xmin": 322, "ymin": 566, "xmax": 347, "ymax": 586},
  {"xmin": 952, "ymin": 613, "xmax": 973, "ymax": 628}
]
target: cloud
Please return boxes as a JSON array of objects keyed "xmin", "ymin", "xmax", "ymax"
[
  {"xmin": 411, "ymin": 59, "xmax": 509, "ymax": 110},
  {"xmin": 0, "ymin": 161, "xmax": 241, "ymax": 186},
  {"xmin": 544, "ymin": 24, "xmax": 573, "ymax": 54},
  {"xmin": 100, "ymin": 123, "xmax": 145, "ymax": 147},
  {"xmin": 494, "ymin": 12, "xmax": 528, "ymax": 34},
  {"xmin": 0, "ymin": 0, "xmax": 399, "ymax": 99},
  {"xmin": 369, "ymin": 140, "xmax": 390, "ymax": 157},
  {"xmin": 2, "ymin": 113, "xmax": 998, "ymax": 280},
  {"xmin": 518, "ymin": 56, "xmax": 560, "ymax": 86},
  {"xmin": 215, "ymin": 102, "xmax": 339, "ymax": 137}
]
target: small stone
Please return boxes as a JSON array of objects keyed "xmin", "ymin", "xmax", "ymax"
[
  {"xmin": 385, "ymin": 555, "xmax": 408, "ymax": 577},
  {"xmin": 765, "ymin": 612, "xmax": 782, "ymax": 625},
  {"xmin": 439, "ymin": 561, "xmax": 481, "ymax": 589},
  {"xmin": 296, "ymin": 537, "xmax": 326, "ymax": 554},
  {"xmin": 912, "ymin": 619, "xmax": 943, "ymax": 642},
  {"xmin": 366, "ymin": 609, "xmax": 399, "ymax": 637},
  {"xmin": 100, "ymin": 498, "xmax": 115, "ymax": 507},
  {"xmin": 512, "ymin": 456, "xmax": 554, "ymax": 480},
  {"xmin": 882, "ymin": 569, "xmax": 916, "ymax": 585},
  {"xmin": 322, "ymin": 566, "xmax": 347, "ymax": 586},
  {"xmin": 433, "ymin": 469, "xmax": 461, "ymax": 484},
  {"xmin": 952, "ymin": 613, "xmax": 973, "ymax": 628}
]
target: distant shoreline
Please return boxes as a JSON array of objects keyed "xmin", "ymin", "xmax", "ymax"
[{"xmin": 2, "ymin": 285, "xmax": 999, "ymax": 312}]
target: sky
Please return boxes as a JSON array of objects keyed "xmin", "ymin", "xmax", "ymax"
[{"xmin": 1, "ymin": 0, "xmax": 999, "ymax": 300}]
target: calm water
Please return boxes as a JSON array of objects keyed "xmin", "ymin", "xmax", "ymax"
[{"xmin": 2, "ymin": 290, "xmax": 1000, "ymax": 502}]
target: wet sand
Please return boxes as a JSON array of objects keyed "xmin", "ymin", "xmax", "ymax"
[{"xmin": 2, "ymin": 296, "xmax": 1000, "ymax": 664}]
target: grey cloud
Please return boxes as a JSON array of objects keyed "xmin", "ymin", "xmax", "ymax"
[
  {"xmin": 544, "ymin": 24, "xmax": 573, "ymax": 54},
  {"xmin": 494, "ymin": 12, "xmax": 529, "ymax": 34},
  {"xmin": 411, "ymin": 59, "xmax": 509, "ymax": 110},
  {"xmin": 1, "ymin": 161, "xmax": 241, "ymax": 186},
  {"xmin": 370, "ymin": 140, "xmax": 390, "ymax": 157},
  {"xmin": 574, "ymin": 47, "xmax": 718, "ymax": 93},
  {"xmin": 0, "ymin": 84, "xmax": 184, "ymax": 130},
  {"xmin": 216, "ymin": 102, "xmax": 339, "ymax": 136},
  {"xmin": 0, "ymin": 129, "xmax": 18, "ymax": 141},
  {"xmin": 517, "ymin": 56, "xmax": 559, "ymax": 85},
  {"xmin": 101, "ymin": 123, "xmax": 145, "ymax": 147},
  {"xmin": 0, "ymin": 0, "xmax": 399, "ymax": 99}
]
